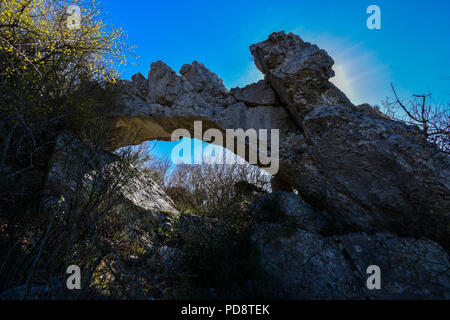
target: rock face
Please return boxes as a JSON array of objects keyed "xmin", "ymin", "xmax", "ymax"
[
  {"xmin": 230, "ymin": 80, "xmax": 279, "ymax": 107},
  {"xmin": 252, "ymin": 191, "xmax": 329, "ymax": 234},
  {"xmin": 251, "ymin": 192, "xmax": 450, "ymax": 299},
  {"xmin": 250, "ymin": 31, "xmax": 353, "ymax": 124},
  {"xmin": 109, "ymin": 31, "xmax": 449, "ymax": 250},
  {"xmin": 298, "ymin": 104, "xmax": 449, "ymax": 244},
  {"xmin": 146, "ymin": 60, "xmax": 235, "ymax": 109},
  {"xmin": 43, "ymin": 132, "xmax": 178, "ymax": 218}
]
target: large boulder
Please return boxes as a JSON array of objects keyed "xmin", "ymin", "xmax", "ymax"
[
  {"xmin": 295, "ymin": 104, "xmax": 450, "ymax": 245},
  {"xmin": 43, "ymin": 132, "xmax": 178, "ymax": 218},
  {"xmin": 249, "ymin": 31, "xmax": 450, "ymax": 248},
  {"xmin": 250, "ymin": 31, "xmax": 353, "ymax": 124}
]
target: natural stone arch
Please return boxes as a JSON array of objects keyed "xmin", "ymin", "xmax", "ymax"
[
  {"xmin": 105, "ymin": 31, "xmax": 449, "ymax": 249},
  {"xmin": 108, "ymin": 108, "xmax": 293, "ymax": 171}
]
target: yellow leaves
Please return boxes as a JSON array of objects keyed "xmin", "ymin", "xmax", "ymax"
[
  {"xmin": 1, "ymin": 45, "xmax": 14, "ymax": 53},
  {"xmin": 1, "ymin": 0, "xmax": 134, "ymax": 84}
]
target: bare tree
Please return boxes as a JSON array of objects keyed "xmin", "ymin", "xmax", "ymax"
[
  {"xmin": 161, "ymin": 160, "xmax": 270, "ymax": 216},
  {"xmin": 383, "ymin": 84, "xmax": 449, "ymax": 152}
]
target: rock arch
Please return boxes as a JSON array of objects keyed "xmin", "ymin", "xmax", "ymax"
[{"xmin": 107, "ymin": 31, "xmax": 450, "ymax": 248}]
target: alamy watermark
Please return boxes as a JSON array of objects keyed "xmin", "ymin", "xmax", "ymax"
[
  {"xmin": 66, "ymin": 5, "xmax": 81, "ymax": 30},
  {"xmin": 366, "ymin": 5, "xmax": 381, "ymax": 30},
  {"xmin": 366, "ymin": 265, "xmax": 381, "ymax": 290},
  {"xmin": 170, "ymin": 121, "xmax": 280, "ymax": 175},
  {"xmin": 66, "ymin": 265, "xmax": 81, "ymax": 290}
]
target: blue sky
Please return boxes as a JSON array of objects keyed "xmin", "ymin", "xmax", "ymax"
[{"xmin": 102, "ymin": 0, "xmax": 450, "ymax": 159}]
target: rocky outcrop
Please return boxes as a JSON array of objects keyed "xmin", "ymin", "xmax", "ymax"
[
  {"xmin": 43, "ymin": 132, "xmax": 178, "ymax": 218},
  {"xmin": 249, "ymin": 32, "xmax": 449, "ymax": 248},
  {"xmin": 146, "ymin": 60, "xmax": 235, "ymax": 109},
  {"xmin": 250, "ymin": 31, "xmax": 353, "ymax": 124},
  {"xmin": 251, "ymin": 192, "xmax": 450, "ymax": 299},
  {"xmin": 32, "ymin": 30, "xmax": 450, "ymax": 300},
  {"xmin": 108, "ymin": 31, "xmax": 449, "ymax": 250},
  {"xmin": 179, "ymin": 61, "xmax": 235, "ymax": 106},
  {"xmin": 296, "ymin": 104, "xmax": 449, "ymax": 243}
]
